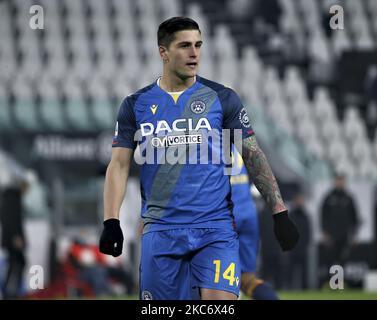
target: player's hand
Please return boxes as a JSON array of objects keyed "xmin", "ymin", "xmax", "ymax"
[
  {"xmin": 99, "ymin": 218, "xmax": 124, "ymax": 257},
  {"xmin": 273, "ymin": 210, "xmax": 299, "ymax": 251}
]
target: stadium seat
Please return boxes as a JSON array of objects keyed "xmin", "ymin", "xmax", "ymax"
[
  {"xmin": 0, "ymin": 83, "xmax": 12, "ymax": 131},
  {"xmin": 356, "ymin": 156, "xmax": 377, "ymax": 180},
  {"xmin": 63, "ymin": 0, "xmax": 85, "ymax": 16},
  {"xmin": 12, "ymin": 78, "xmax": 40, "ymax": 131},
  {"xmin": 331, "ymin": 28, "xmax": 352, "ymax": 58},
  {"xmin": 351, "ymin": 14, "xmax": 370, "ymax": 38},
  {"xmin": 111, "ymin": 75, "xmax": 133, "ymax": 109},
  {"xmin": 63, "ymin": 79, "xmax": 91, "ymax": 131},
  {"xmin": 343, "ymin": 106, "xmax": 368, "ymax": 141},
  {"xmin": 263, "ymin": 67, "xmax": 284, "ymax": 106},
  {"xmin": 113, "ymin": 1, "xmax": 135, "ymax": 37},
  {"xmin": 327, "ymin": 138, "xmax": 348, "ymax": 163},
  {"xmin": 308, "ymin": 30, "xmax": 332, "ymax": 64},
  {"xmin": 160, "ymin": 0, "xmax": 182, "ymax": 19},
  {"xmin": 198, "ymin": 53, "xmax": 215, "ymax": 79},
  {"xmin": 351, "ymin": 139, "xmax": 373, "ymax": 164},
  {"xmin": 135, "ymin": 0, "xmax": 156, "ymax": 17},
  {"xmin": 87, "ymin": 79, "xmax": 114, "ymax": 130},
  {"xmin": 280, "ymin": 0, "xmax": 301, "ymax": 34},
  {"xmin": 0, "ymin": 49, "xmax": 17, "ymax": 81},
  {"xmin": 38, "ymin": 78, "xmax": 66, "ymax": 131},
  {"xmin": 39, "ymin": 0, "xmax": 60, "ymax": 12},
  {"xmin": 139, "ymin": 14, "xmax": 160, "ymax": 39},
  {"xmin": 344, "ymin": 0, "xmax": 364, "ymax": 17},
  {"xmin": 216, "ymin": 56, "xmax": 238, "ymax": 88},
  {"xmin": 186, "ymin": 3, "xmax": 210, "ymax": 38},
  {"xmin": 373, "ymin": 129, "xmax": 377, "ymax": 157},
  {"xmin": 284, "ymin": 66, "xmax": 307, "ymax": 103},
  {"xmin": 242, "ymin": 85, "xmax": 263, "ymax": 112},
  {"xmin": 240, "ymin": 46, "xmax": 263, "ymax": 88},
  {"xmin": 267, "ymin": 100, "xmax": 294, "ymax": 136},
  {"xmin": 0, "ymin": 7, "xmax": 13, "ymax": 42},
  {"xmin": 320, "ymin": 118, "xmax": 342, "ymax": 145},
  {"xmin": 290, "ymin": 95, "xmax": 312, "ymax": 124},
  {"xmin": 67, "ymin": 56, "xmax": 93, "ymax": 82},
  {"xmin": 306, "ymin": 135, "xmax": 325, "ymax": 159},
  {"xmin": 298, "ymin": 0, "xmax": 321, "ymax": 33},
  {"xmin": 295, "ymin": 115, "xmax": 318, "ymax": 143},
  {"xmin": 213, "ymin": 25, "xmax": 237, "ymax": 60},
  {"xmin": 313, "ymin": 87, "xmax": 337, "ymax": 122}
]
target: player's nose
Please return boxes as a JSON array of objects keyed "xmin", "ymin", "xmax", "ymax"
[{"xmin": 189, "ymin": 47, "xmax": 199, "ymax": 58}]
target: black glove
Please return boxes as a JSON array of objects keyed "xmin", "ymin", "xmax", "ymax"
[
  {"xmin": 99, "ymin": 218, "xmax": 124, "ymax": 257},
  {"xmin": 273, "ymin": 210, "xmax": 299, "ymax": 251}
]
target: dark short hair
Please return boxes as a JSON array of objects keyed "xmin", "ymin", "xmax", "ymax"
[
  {"xmin": 157, "ymin": 16, "xmax": 200, "ymax": 47},
  {"xmin": 334, "ymin": 172, "xmax": 346, "ymax": 180}
]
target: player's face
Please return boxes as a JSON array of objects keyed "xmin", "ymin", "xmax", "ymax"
[{"xmin": 162, "ymin": 30, "xmax": 202, "ymax": 79}]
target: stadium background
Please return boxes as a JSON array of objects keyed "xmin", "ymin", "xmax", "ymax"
[{"xmin": 0, "ymin": 0, "xmax": 377, "ymax": 299}]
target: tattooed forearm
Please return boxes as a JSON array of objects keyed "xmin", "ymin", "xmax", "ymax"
[{"xmin": 241, "ymin": 135, "xmax": 286, "ymax": 214}]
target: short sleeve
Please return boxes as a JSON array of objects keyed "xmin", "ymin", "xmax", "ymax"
[
  {"xmin": 112, "ymin": 97, "xmax": 137, "ymax": 150},
  {"xmin": 222, "ymin": 88, "xmax": 254, "ymax": 139}
]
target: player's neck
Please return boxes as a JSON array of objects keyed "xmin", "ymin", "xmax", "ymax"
[{"xmin": 159, "ymin": 73, "xmax": 196, "ymax": 92}]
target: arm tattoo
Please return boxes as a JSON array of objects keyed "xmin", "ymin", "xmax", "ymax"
[{"xmin": 241, "ymin": 135, "xmax": 286, "ymax": 214}]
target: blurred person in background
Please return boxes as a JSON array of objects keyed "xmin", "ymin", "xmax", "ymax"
[
  {"xmin": 364, "ymin": 65, "xmax": 377, "ymax": 104},
  {"xmin": 320, "ymin": 174, "xmax": 359, "ymax": 267},
  {"xmin": 231, "ymin": 148, "xmax": 278, "ymax": 300},
  {"xmin": 0, "ymin": 180, "xmax": 28, "ymax": 299},
  {"xmin": 66, "ymin": 237, "xmax": 135, "ymax": 297},
  {"xmin": 258, "ymin": 201, "xmax": 285, "ymax": 290},
  {"xmin": 287, "ymin": 191, "xmax": 312, "ymax": 290}
]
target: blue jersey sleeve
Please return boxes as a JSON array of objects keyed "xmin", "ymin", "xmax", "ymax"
[
  {"xmin": 112, "ymin": 96, "xmax": 137, "ymax": 150},
  {"xmin": 221, "ymin": 88, "xmax": 254, "ymax": 139}
]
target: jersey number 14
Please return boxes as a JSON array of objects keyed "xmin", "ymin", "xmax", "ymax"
[{"xmin": 213, "ymin": 260, "xmax": 237, "ymax": 286}]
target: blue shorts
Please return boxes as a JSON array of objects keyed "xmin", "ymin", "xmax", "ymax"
[
  {"xmin": 140, "ymin": 228, "xmax": 241, "ymax": 300},
  {"xmin": 234, "ymin": 208, "xmax": 259, "ymax": 273}
]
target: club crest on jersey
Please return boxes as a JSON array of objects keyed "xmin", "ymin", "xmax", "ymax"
[
  {"xmin": 239, "ymin": 108, "xmax": 251, "ymax": 128},
  {"xmin": 142, "ymin": 290, "xmax": 153, "ymax": 300},
  {"xmin": 190, "ymin": 100, "xmax": 206, "ymax": 114}
]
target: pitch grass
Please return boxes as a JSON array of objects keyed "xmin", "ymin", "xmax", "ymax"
[
  {"xmin": 277, "ymin": 290, "xmax": 377, "ymax": 300},
  {"xmin": 95, "ymin": 290, "xmax": 377, "ymax": 300}
]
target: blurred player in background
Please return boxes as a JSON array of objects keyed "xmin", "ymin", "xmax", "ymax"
[
  {"xmin": 99, "ymin": 16, "xmax": 299, "ymax": 300},
  {"xmin": 320, "ymin": 174, "xmax": 359, "ymax": 267},
  {"xmin": 231, "ymin": 148, "xmax": 278, "ymax": 300},
  {"xmin": 0, "ymin": 180, "xmax": 28, "ymax": 299}
]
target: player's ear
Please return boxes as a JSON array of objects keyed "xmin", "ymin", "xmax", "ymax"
[{"xmin": 159, "ymin": 46, "xmax": 169, "ymax": 63}]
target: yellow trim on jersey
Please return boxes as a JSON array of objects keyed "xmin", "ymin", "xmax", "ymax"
[
  {"xmin": 230, "ymin": 174, "xmax": 249, "ymax": 185},
  {"xmin": 169, "ymin": 92, "xmax": 182, "ymax": 104}
]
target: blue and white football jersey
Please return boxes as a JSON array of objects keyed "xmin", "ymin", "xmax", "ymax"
[{"xmin": 112, "ymin": 76, "xmax": 254, "ymax": 233}]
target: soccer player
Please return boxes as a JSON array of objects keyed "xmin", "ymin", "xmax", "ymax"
[
  {"xmin": 231, "ymin": 148, "xmax": 278, "ymax": 300},
  {"xmin": 99, "ymin": 17, "xmax": 299, "ymax": 300}
]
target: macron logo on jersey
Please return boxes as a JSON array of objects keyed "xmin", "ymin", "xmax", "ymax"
[
  {"xmin": 150, "ymin": 104, "xmax": 158, "ymax": 115},
  {"xmin": 140, "ymin": 118, "xmax": 212, "ymax": 136}
]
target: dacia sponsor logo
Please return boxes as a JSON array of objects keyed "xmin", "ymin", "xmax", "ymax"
[{"xmin": 140, "ymin": 118, "xmax": 211, "ymax": 136}]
